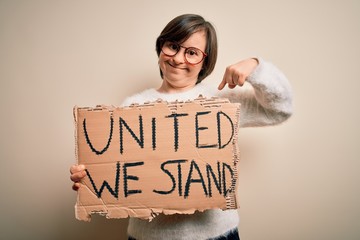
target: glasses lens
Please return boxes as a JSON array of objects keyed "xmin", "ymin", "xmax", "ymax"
[
  {"xmin": 185, "ymin": 48, "xmax": 204, "ymax": 65},
  {"xmin": 162, "ymin": 42, "xmax": 179, "ymax": 56}
]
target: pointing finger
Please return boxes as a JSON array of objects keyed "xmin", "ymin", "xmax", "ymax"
[{"xmin": 218, "ymin": 77, "xmax": 227, "ymax": 90}]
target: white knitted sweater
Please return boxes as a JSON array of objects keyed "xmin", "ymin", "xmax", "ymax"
[{"xmin": 122, "ymin": 58, "xmax": 293, "ymax": 240}]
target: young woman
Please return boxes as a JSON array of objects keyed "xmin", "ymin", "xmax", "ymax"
[{"xmin": 70, "ymin": 14, "xmax": 293, "ymax": 240}]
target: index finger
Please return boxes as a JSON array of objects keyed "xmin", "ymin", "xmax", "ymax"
[{"xmin": 218, "ymin": 77, "xmax": 227, "ymax": 90}]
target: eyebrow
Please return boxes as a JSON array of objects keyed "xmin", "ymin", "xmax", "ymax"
[{"xmin": 170, "ymin": 41, "xmax": 205, "ymax": 52}]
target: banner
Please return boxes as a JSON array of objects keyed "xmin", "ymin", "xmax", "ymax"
[{"xmin": 74, "ymin": 96, "xmax": 240, "ymax": 221}]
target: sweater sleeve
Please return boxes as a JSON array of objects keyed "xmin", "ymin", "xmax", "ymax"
[{"xmin": 217, "ymin": 58, "xmax": 293, "ymax": 127}]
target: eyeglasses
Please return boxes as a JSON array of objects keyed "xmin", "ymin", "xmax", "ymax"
[{"xmin": 161, "ymin": 41, "xmax": 207, "ymax": 65}]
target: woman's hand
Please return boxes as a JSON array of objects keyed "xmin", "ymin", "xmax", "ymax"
[
  {"xmin": 218, "ymin": 58, "xmax": 258, "ymax": 90},
  {"xmin": 70, "ymin": 164, "xmax": 87, "ymax": 191}
]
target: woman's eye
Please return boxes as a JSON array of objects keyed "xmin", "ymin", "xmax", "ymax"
[
  {"xmin": 187, "ymin": 49, "xmax": 198, "ymax": 56},
  {"xmin": 169, "ymin": 43, "xmax": 178, "ymax": 50}
]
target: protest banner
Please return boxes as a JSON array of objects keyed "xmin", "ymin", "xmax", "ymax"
[{"xmin": 74, "ymin": 96, "xmax": 240, "ymax": 221}]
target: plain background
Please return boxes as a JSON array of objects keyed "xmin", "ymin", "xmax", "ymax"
[{"xmin": 1, "ymin": 0, "xmax": 359, "ymax": 239}]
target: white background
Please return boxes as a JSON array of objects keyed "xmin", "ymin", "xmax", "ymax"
[{"xmin": 1, "ymin": 0, "xmax": 359, "ymax": 239}]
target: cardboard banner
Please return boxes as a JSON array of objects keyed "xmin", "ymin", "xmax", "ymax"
[{"xmin": 74, "ymin": 96, "xmax": 240, "ymax": 221}]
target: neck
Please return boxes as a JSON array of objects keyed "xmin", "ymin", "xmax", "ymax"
[{"xmin": 157, "ymin": 80, "xmax": 197, "ymax": 94}]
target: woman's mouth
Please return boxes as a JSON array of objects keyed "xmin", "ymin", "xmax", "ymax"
[{"xmin": 167, "ymin": 61, "xmax": 187, "ymax": 70}]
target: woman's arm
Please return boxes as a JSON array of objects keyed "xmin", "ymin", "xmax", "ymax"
[{"xmin": 218, "ymin": 58, "xmax": 293, "ymax": 127}]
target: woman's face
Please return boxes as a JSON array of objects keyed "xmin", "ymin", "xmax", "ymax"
[{"xmin": 158, "ymin": 30, "xmax": 206, "ymax": 93}]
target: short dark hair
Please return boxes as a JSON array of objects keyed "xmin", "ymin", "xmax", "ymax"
[{"xmin": 156, "ymin": 14, "xmax": 218, "ymax": 83}]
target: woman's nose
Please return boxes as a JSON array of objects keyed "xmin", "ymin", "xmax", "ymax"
[{"xmin": 172, "ymin": 49, "xmax": 186, "ymax": 64}]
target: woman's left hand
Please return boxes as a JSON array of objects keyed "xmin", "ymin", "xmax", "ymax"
[{"xmin": 218, "ymin": 58, "xmax": 258, "ymax": 90}]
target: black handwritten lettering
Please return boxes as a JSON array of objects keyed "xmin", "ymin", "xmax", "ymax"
[
  {"xmin": 151, "ymin": 117, "xmax": 156, "ymax": 151},
  {"xmin": 195, "ymin": 111, "xmax": 217, "ymax": 148},
  {"xmin": 85, "ymin": 161, "xmax": 120, "ymax": 199},
  {"xmin": 153, "ymin": 159, "xmax": 187, "ymax": 195},
  {"xmin": 222, "ymin": 162, "xmax": 234, "ymax": 196},
  {"xmin": 217, "ymin": 111, "xmax": 234, "ymax": 149},
  {"xmin": 83, "ymin": 117, "xmax": 114, "ymax": 155},
  {"xmin": 123, "ymin": 162, "xmax": 144, "ymax": 197},
  {"xmin": 153, "ymin": 160, "xmax": 234, "ymax": 198},
  {"xmin": 184, "ymin": 160, "xmax": 208, "ymax": 198},
  {"xmin": 165, "ymin": 113, "xmax": 189, "ymax": 152},
  {"xmin": 80, "ymin": 106, "xmax": 238, "ymax": 203},
  {"xmin": 206, "ymin": 162, "xmax": 222, "ymax": 197},
  {"xmin": 119, "ymin": 115, "xmax": 144, "ymax": 154}
]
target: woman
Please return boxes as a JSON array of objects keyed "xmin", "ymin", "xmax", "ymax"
[{"xmin": 71, "ymin": 14, "xmax": 293, "ymax": 240}]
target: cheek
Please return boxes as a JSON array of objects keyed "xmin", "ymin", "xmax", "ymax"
[
  {"xmin": 159, "ymin": 52, "xmax": 170, "ymax": 62},
  {"xmin": 158, "ymin": 58, "xmax": 166, "ymax": 73},
  {"xmin": 158, "ymin": 54, "xmax": 169, "ymax": 67},
  {"xmin": 190, "ymin": 64, "xmax": 203, "ymax": 75}
]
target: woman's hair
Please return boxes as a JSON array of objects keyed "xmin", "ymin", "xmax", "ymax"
[{"xmin": 156, "ymin": 14, "xmax": 218, "ymax": 83}]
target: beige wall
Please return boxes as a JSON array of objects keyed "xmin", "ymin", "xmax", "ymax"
[{"xmin": 1, "ymin": 0, "xmax": 359, "ymax": 239}]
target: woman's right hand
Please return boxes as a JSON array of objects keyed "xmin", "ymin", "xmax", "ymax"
[{"xmin": 70, "ymin": 164, "xmax": 87, "ymax": 191}]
